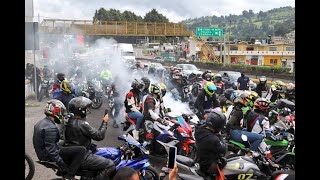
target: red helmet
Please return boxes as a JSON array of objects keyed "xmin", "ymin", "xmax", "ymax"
[{"xmin": 254, "ymin": 98, "xmax": 270, "ymax": 111}]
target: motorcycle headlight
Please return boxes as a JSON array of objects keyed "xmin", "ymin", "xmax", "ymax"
[{"xmin": 181, "ymin": 132, "xmax": 190, "ymax": 137}]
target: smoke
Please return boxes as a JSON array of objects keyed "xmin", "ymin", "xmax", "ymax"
[{"xmin": 163, "ymin": 92, "xmax": 192, "ymax": 115}]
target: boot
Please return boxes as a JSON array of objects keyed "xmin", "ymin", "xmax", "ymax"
[{"xmin": 132, "ymin": 129, "xmax": 139, "ymax": 141}]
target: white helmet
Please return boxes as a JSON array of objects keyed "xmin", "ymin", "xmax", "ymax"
[
  {"xmin": 286, "ymin": 83, "xmax": 295, "ymax": 90},
  {"xmin": 259, "ymin": 76, "xmax": 267, "ymax": 82}
]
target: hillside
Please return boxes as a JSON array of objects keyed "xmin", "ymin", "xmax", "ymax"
[{"xmin": 181, "ymin": 6, "xmax": 295, "ymax": 41}]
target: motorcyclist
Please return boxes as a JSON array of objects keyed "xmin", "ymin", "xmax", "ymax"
[
  {"xmin": 142, "ymin": 83, "xmax": 169, "ymax": 143},
  {"xmin": 201, "ymin": 70, "xmax": 212, "ymax": 80},
  {"xmin": 226, "ymin": 91, "xmax": 264, "ymax": 152},
  {"xmin": 255, "ymin": 76, "xmax": 268, "ymax": 98},
  {"xmin": 267, "ymin": 80, "xmax": 285, "ymax": 103},
  {"xmin": 195, "ymin": 111, "xmax": 227, "ymax": 179},
  {"xmin": 285, "ymin": 83, "xmax": 295, "ymax": 102},
  {"xmin": 194, "ymin": 81, "xmax": 220, "ymax": 120},
  {"xmin": 64, "ymin": 97, "xmax": 116, "ymax": 180},
  {"xmin": 99, "ymin": 69, "xmax": 113, "ymax": 88},
  {"xmin": 43, "ymin": 64, "xmax": 53, "ymax": 80},
  {"xmin": 167, "ymin": 70, "xmax": 184, "ymax": 101},
  {"xmin": 52, "ymin": 73, "xmax": 66, "ymax": 92},
  {"xmin": 33, "ymin": 99, "xmax": 86, "ymax": 179},
  {"xmin": 54, "ymin": 80, "xmax": 76, "ymax": 109},
  {"xmin": 242, "ymin": 98, "xmax": 278, "ymax": 155},
  {"xmin": 124, "ymin": 79, "xmax": 145, "ymax": 141},
  {"xmin": 110, "ymin": 76, "xmax": 122, "ymax": 128},
  {"xmin": 140, "ymin": 76, "xmax": 151, "ymax": 99},
  {"xmin": 201, "ymin": 72, "xmax": 213, "ymax": 87},
  {"xmin": 213, "ymin": 73, "xmax": 225, "ymax": 95}
]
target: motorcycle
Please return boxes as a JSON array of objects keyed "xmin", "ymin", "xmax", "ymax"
[
  {"xmin": 25, "ymin": 152, "xmax": 35, "ymax": 180},
  {"xmin": 159, "ymin": 135, "xmax": 290, "ymax": 180},
  {"xmin": 104, "ymin": 83, "xmax": 115, "ymax": 118},
  {"xmin": 37, "ymin": 134, "xmax": 159, "ymax": 179},
  {"xmin": 86, "ymin": 80, "xmax": 103, "ymax": 109},
  {"xmin": 122, "ymin": 114, "xmax": 196, "ymax": 158},
  {"xmin": 37, "ymin": 79, "xmax": 52, "ymax": 102}
]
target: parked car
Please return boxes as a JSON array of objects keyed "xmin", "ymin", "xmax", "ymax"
[
  {"xmin": 164, "ymin": 56, "xmax": 176, "ymax": 62},
  {"xmin": 153, "ymin": 56, "xmax": 164, "ymax": 62},
  {"xmin": 178, "ymin": 58, "xmax": 190, "ymax": 63},
  {"xmin": 175, "ymin": 64, "xmax": 203, "ymax": 77},
  {"xmin": 217, "ymin": 71, "xmax": 257, "ymax": 90}
]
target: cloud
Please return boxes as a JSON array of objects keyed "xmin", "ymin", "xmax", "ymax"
[{"xmin": 33, "ymin": 0, "xmax": 295, "ymax": 23}]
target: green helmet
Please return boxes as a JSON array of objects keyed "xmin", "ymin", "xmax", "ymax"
[{"xmin": 203, "ymin": 81, "xmax": 217, "ymax": 97}]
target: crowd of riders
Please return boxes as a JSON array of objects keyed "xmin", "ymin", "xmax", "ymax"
[{"xmin": 30, "ymin": 58, "xmax": 295, "ymax": 180}]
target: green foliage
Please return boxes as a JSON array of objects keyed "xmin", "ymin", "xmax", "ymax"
[
  {"xmin": 182, "ymin": 6, "xmax": 295, "ymax": 41},
  {"xmin": 93, "ymin": 8, "xmax": 168, "ymax": 24},
  {"xmin": 144, "ymin": 9, "xmax": 169, "ymax": 23}
]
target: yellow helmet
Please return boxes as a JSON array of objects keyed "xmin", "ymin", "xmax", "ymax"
[
  {"xmin": 272, "ymin": 80, "xmax": 285, "ymax": 89},
  {"xmin": 60, "ymin": 80, "xmax": 72, "ymax": 94}
]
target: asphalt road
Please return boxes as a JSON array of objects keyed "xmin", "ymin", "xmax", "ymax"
[{"xmin": 25, "ymin": 96, "xmax": 181, "ymax": 180}]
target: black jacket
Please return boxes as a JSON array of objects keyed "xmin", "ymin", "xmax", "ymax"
[
  {"xmin": 195, "ymin": 125, "xmax": 227, "ymax": 172},
  {"xmin": 64, "ymin": 118, "xmax": 107, "ymax": 150},
  {"xmin": 33, "ymin": 117, "xmax": 66, "ymax": 166},
  {"xmin": 226, "ymin": 107, "xmax": 243, "ymax": 134},
  {"xmin": 194, "ymin": 90, "xmax": 220, "ymax": 119},
  {"xmin": 255, "ymin": 83, "xmax": 268, "ymax": 97}
]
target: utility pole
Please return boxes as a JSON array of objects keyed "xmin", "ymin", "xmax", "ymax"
[{"xmin": 223, "ymin": 32, "xmax": 226, "ymax": 66}]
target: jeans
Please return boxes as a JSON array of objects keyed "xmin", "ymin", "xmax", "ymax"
[
  {"xmin": 59, "ymin": 146, "xmax": 87, "ymax": 177},
  {"xmin": 127, "ymin": 111, "xmax": 144, "ymax": 130},
  {"xmin": 113, "ymin": 98, "xmax": 122, "ymax": 124},
  {"xmin": 230, "ymin": 130, "xmax": 263, "ymax": 151}
]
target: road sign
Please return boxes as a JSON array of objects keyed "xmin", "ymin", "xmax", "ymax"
[{"xmin": 196, "ymin": 27, "xmax": 224, "ymax": 37}]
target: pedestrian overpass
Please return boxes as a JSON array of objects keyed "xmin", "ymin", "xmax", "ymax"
[{"xmin": 39, "ymin": 19, "xmax": 222, "ymax": 63}]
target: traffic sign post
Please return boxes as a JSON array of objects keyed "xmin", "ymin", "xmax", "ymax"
[{"xmin": 196, "ymin": 27, "xmax": 224, "ymax": 37}]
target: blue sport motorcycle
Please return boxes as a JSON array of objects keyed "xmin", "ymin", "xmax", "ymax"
[{"xmin": 37, "ymin": 134, "xmax": 159, "ymax": 180}]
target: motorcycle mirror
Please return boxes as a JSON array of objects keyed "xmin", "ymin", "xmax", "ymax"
[{"xmin": 241, "ymin": 134, "xmax": 248, "ymax": 142}]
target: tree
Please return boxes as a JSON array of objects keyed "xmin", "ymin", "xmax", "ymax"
[
  {"xmin": 122, "ymin": 10, "xmax": 143, "ymax": 21},
  {"xmin": 248, "ymin": 9, "xmax": 254, "ymax": 17},
  {"xmin": 274, "ymin": 23, "xmax": 290, "ymax": 36},
  {"xmin": 144, "ymin": 9, "xmax": 169, "ymax": 22},
  {"xmin": 242, "ymin": 10, "xmax": 250, "ymax": 19}
]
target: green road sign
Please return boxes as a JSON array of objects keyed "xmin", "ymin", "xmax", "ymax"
[{"xmin": 196, "ymin": 27, "xmax": 224, "ymax": 37}]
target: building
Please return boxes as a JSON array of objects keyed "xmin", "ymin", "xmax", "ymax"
[{"xmin": 210, "ymin": 42, "xmax": 295, "ymax": 71}]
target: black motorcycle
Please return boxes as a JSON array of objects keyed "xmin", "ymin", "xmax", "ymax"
[
  {"xmin": 25, "ymin": 152, "xmax": 35, "ymax": 180},
  {"xmin": 84, "ymin": 81, "xmax": 103, "ymax": 109},
  {"xmin": 38, "ymin": 79, "xmax": 51, "ymax": 102},
  {"xmin": 104, "ymin": 84, "xmax": 115, "ymax": 118}
]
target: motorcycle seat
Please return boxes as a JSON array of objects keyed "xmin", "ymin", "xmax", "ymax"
[
  {"xmin": 126, "ymin": 115, "xmax": 137, "ymax": 124},
  {"xmin": 176, "ymin": 155, "xmax": 195, "ymax": 167}
]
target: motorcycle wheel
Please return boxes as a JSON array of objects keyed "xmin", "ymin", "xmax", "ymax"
[
  {"xmin": 141, "ymin": 166, "xmax": 160, "ymax": 180},
  {"xmin": 91, "ymin": 97, "xmax": 103, "ymax": 109},
  {"xmin": 25, "ymin": 153, "xmax": 35, "ymax": 180},
  {"xmin": 38, "ymin": 88, "xmax": 45, "ymax": 102}
]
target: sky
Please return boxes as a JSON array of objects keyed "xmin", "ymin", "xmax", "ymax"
[{"xmin": 31, "ymin": 0, "xmax": 295, "ymax": 23}]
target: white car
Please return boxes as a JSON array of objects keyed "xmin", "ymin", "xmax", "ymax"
[{"xmin": 175, "ymin": 64, "xmax": 203, "ymax": 77}]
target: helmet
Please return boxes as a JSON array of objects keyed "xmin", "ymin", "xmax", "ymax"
[
  {"xmin": 60, "ymin": 80, "xmax": 73, "ymax": 94},
  {"xmin": 131, "ymin": 79, "xmax": 145, "ymax": 92},
  {"xmin": 57, "ymin": 73, "xmax": 65, "ymax": 81},
  {"xmin": 206, "ymin": 111, "xmax": 227, "ymax": 132},
  {"xmin": 286, "ymin": 83, "xmax": 295, "ymax": 90},
  {"xmin": 172, "ymin": 70, "xmax": 182, "ymax": 79},
  {"xmin": 224, "ymin": 89, "xmax": 235, "ymax": 101},
  {"xmin": 158, "ymin": 83, "xmax": 167, "ymax": 97},
  {"xmin": 259, "ymin": 76, "xmax": 267, "ymax": 83},
  {"xmin": 141, "ymin": 77, "xmax": 150, "ymax": 90},
  {"xmin": 232, "ymin": 91, "xmax": 249, "ymax": 107},
  {"xmin": 204, "ymin": 73, "xmax": 212, "ymax": 81},
  {"xmin": 68, "ymin": 97, "xmax": 92, "ymax": 118},
  {"xmin": 244, "ymin": 90, "xmax": 259, "ymax": 107},
  {"xmin": 214, "ymin": 73, "xmax": 222, "ymax": 82},
  {"xmin": 272, "ymin": 80, "xmax": 285, "ymax": 89},
  {"xmin": 281, "ymin": 107, "xmax": 291, "ymax": 116},
  {"xmin": 44, "ymin": 99, "xmax": 67, "ymax": 124},
  {"xmin": 254, "ymin": 98, "xmax": 270, "ymax": 111},
  {"xmin": 203, "ymin": 81, "xmax": 217, "ymax": 97}
]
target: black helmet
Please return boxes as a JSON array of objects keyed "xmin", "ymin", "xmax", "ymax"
[
  {"xmin": 204, "ymin": 73, "xmax": 212, "ymax": 81},
  {"xmin": 281, "ymin": 107, "xmax": 291, "ymax": 116},
  {"xmin": 141, "ymin": 77, "xmax": 150, "ymax": 90},
  {"xmin": 206, "ymin": 111, "xmax": 226, "ymax": 132},
  {"xmin": 224, "ymin": 89, "xmax": 235, "ymax": 101},
  {"xmin": 131, "ymin": 79, "xmax": 145, "ymax": 92},
  {"xmin": 57, "ymin": 73, "xmax": 65, "ymax": 81},
  {"xmin": 68, "ymin": 97, "xmax": 92, "ymax": 118}
]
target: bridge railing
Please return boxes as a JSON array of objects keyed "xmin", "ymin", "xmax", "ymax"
[{"xmin": 39, "ymin": 20, "xmax": 192, "ymax": 37}]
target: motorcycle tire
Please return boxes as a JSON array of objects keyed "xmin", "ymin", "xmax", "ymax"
[
  {"xmin": 38, "ymin": 88, "xmax": 45, "ymax": 102},
  {"xmin": 91, "ymin": 97, "xmax": 103, "ymax": 109},
  {"xmin": 141, "ymin": 166, "xmax": 160, "ymax": 180},
  {"xmin": 25, "ymin": 153, "xmax": 35, "ymax": 180}
]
